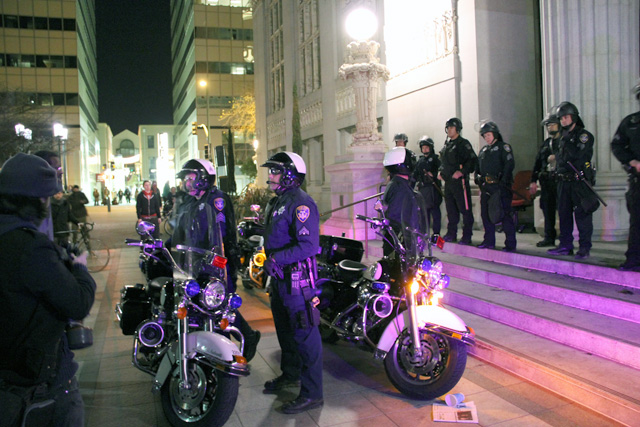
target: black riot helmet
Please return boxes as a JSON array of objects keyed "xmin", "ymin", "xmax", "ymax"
[
  {"xmin": 261, "ymin": 151, "xmax": 306, "ymax": 194},
  {"xmin": 479, "ymin": 121, "xmax": 502, "ymax": 141},
  {"xmin": 418, "ymin": 135, "xmax": 434, "ymax": 150},
  {"xmin": 383, "ymin": 147, "xmax": 415, "ymax": 176},
  {"xmin": 177, "ymin": 159, "xmax": 216, "ymax": 191},
  {"xmin": 540, "ymin": 112, "xmax": 560, "ymax": 127},
  {"xmin": 393, "ymin": 133, "xmax": 408, "ymax": 147},
  {"xmin": 554, "ymin": 101, "xmax": 584, "ymax": 129},
  {"xmin": 445, "ymin": 117, "xmax": 463, "ymax": 133}
]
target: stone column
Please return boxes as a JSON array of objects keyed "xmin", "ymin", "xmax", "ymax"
[
  {"xmin": 539, "ymin": 0, "xmax": 639, "ymax": 241},
  {"xmin": 321, "ymin": 40, "xmax": 390, "ymax": 243}
]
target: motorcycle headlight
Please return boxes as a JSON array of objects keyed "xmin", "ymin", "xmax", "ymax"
[
  {"xmin": 202, "ymin": 280, "xmax": 226, "ymax": 309},
  {"xmin": 364, "ymin": 262, "xmax": 382, "ymax": 281}
]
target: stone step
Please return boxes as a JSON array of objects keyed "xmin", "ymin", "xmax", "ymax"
[
  {"xmin": 450, "ymin": 307, "xmax": 640, "ymax": 426},
  {"xmin": 440, "ymin": 241, "xmax": 639, "ymax": 289},
  {"xmin": 438, "ymin": 252, "xmax": 640, "ymax": 323},
  {"xmin": 444, "ymin": 276, "xmax": 640, "ymax": 370}
]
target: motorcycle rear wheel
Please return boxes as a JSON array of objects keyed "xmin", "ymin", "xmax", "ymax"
[
  {"xmin": 161, "ymin": 362, "xmax": 239, "ymax": 427},
  {"xmin": 383, "ymin": 328, "xmax": 467, "ymax": 400}
]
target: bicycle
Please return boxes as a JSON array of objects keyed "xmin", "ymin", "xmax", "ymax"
[{"xmin": 55, "ymin": 222, "xmax": 111, "ymax": 272}]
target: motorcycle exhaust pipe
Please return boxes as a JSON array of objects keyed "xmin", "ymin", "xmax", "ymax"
[
  {"xmin": 371, "ymin": 294, "xmax": 393, "ymax": 318},
  {"xmin": 138, "ymin": 321, "xmax": 165, "ymax": 347}
]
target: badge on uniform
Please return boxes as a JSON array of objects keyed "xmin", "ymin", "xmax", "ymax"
[
  {"xmin": 504, "ymin": 144, "xmax": 511, "ymax": 152},
  {"xmin": 296, "ymin": 205, "xmax": 310, "ymax": 223},
  {"xmin": 579, "ymin": 133, "xmax": 589, "ymax": 144},
  {"xmin": 214, "ymin": 197, "xmax": 225, "ymax": 211}
]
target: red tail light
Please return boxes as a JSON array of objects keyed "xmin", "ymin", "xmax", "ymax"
[
  {"xmin": 212, "ymin": 255, "xmax": 227, "ymax": 268},
  {"xmin": 436, "ymin": 235, "xmax": 445, "ymax": 250}
]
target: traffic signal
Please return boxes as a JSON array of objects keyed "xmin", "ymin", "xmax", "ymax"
[
  {"xmin": 110, "ymin": 161, "xmax": 115, "ymax": 170},
  {"xmin": 191, "ymin": 121, "xmax": 198, "ymax": 135}
]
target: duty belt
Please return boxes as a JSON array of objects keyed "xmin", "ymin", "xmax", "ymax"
[
  {"xmin": 558, "ymin": 173, "xmax": 578, "ymax": 182},
  {"xmin": 481, "ymin": 176, "xmax": 498, "ymax": 184}
]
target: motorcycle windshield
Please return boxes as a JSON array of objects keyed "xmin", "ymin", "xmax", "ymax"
[
  {"xmin": 400, "ymin": 190, "xmax": 429, "ymax": 263},
  {"xmin": 170, "ymin": 194, "xmax": 225, "ymax": 280}
]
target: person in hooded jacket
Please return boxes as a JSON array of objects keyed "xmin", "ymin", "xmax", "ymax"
[{"xmin": 0, "ymin": 153, "xmax": 95, "ymax": 427}]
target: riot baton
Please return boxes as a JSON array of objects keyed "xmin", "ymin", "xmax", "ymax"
[{"xmin": 566, "ymin": 161, "xmax": 607, "ymax": 207}]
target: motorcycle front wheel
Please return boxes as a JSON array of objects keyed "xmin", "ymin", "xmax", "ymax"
[
  {"xmin": 383, "ymin": 328, "xmax": 467, "ymax": 400},
  {"xmin": 161, "ymin": 362, "xmax": 239, "ymax": 427}
]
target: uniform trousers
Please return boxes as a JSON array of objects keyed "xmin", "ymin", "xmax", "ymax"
[
  {"xmin": 444, "ymin": 178, "xmax": 474, "ymax": 240},
  {"xmin": 557, "ymin": 181, "xmax": 593, "ymax": 251},
  {"xmin": 539, "ymin": 177, "xmax": 557, "ymax": 241},
  {"xmin": 269, "ymin": 278, "xmax": 323, "ymax": 400},
  {"xmin": 480, "ymin": 184, "xmax": 516, "ymax": 249},
  {"xmin": 625, "ymin": 178, "xmax": 640, "ymax": 266}
]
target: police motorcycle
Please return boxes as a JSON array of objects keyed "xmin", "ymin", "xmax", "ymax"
[
  {"xmin": 237, "ymin": 204, "xmax": 267, "ymax": 290},
  {"xmin": 115, "ymin": 221, "xmax": 249, "ymax": 427},
  {"xmin": 315, "ymin": 196, "xmax": 475, "ymax": 400}
]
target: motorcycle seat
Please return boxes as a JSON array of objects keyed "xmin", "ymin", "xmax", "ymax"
[
  {"xmin": 248, "ymin": 235, "xmax": 264, "ymax": 246},
  {"xmin": 338, "ymin": 259, "xmax": 368, "ymax": 272}
]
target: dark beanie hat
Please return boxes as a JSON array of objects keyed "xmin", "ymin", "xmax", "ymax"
[{"xmin": 0, "ymin": 153, "xmax": 60, "ymax": 198}]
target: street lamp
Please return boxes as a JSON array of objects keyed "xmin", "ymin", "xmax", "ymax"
[
  {"xmin": 53, "ymin": 122, "xmax": 68, "ymax": 190},
  {"xmin": 339, "ymin": 7, "xmax": 389, "ymax": 149},
  {"xmin": 199, "ymin": 79, "xmax": 212, "ymax": 161}
]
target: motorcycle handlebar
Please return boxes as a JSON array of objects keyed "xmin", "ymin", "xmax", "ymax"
[{"xmin": 355, "ymin": 214, "xmax": 389, "ymax": 228}]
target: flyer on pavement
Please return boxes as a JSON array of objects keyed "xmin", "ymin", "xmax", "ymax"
[{"xmin": 432, "ymin": 401, "xmax": 479, "ymax": 423}]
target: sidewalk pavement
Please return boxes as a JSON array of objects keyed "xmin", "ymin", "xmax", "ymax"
[{"xmin": 74, "ymin": 204, "xmax": 623, "ymax": 426}]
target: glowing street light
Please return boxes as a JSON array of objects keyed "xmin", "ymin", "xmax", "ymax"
[
  {"xmin": 15, "ymin": 123, "xmax": 32, "ymax": 140},
  {"xmin": 345, "ymin": 8, "xmax": 378, "ymax": 41}
]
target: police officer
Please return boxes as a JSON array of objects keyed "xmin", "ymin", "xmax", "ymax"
[
  {"xmin": 393, "ymin": 133, "xmax": 417, "ymax": 165},
  {"xmin": 382, "ymin": 147, "xmax": 418, "ymax": 255},
  {"xmin": 475, "ymin": 121, "xmax": 516, "ymax": 252},
  {"xmin": 439, "ymin": 118, "xmax": 477, "ymax": 244},
  {"xmin": 547, "ymin": 102, "xmax": 596, "ymax": 259},
  {"xmin": 172, "ymin": 159, "xmax": 261, "ymax": 360},
  {"xmin": 260, "ymin": 152, "xmax": 323, "ymax": 414},
  {"xmin": 611, "ymin": 80, "xmax": 640, "ymax": 271},
  {"xmin": 413, "ymin": 136, "xmax": 442, "ymax": 235},
  {"xmin": 530, "ymin": 113, "xmax": 561, "ymax": 247}
]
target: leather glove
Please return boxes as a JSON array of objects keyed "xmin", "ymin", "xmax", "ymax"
[{"xmin": 264, "ymin": 257, "xmax": 284, "ymax": 279}]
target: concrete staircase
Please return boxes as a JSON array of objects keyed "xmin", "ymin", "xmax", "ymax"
[
  {"xmin": 438, "ymin": 242, "xmax": 640, "ymax": 426},
  {"xmin": 359, "ymin": 235, "xmax": 639, "ymax": 425}
]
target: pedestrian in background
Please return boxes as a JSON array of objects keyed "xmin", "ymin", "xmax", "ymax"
[
  {"xmin": 136, "ymin": 180, "xmax": 161, "ymax": 238},
  {"xmin": 0, "ymin": 153, "xmax": 96, "ymax": 426},
  {"xmin": 34, "ymin": 150, "xmax": 63, "ymax": 241},
  {"xmin": 92, "ymin": 188, "xmax": 100, "ymax": 206},
  {"xmin": 261, "ymin": 152, "xmax": 323, "ymax": 414},
  {"xmin": 124, "ymin": 187, "xmax": 131, "ymax": 204},
  {"xmin": 530, "ymin": 112, "xmax": 561, "ymax": 247},
  {"xmin": 548, "ymin": 102, "xmax": 597, "ymax": 260},
  {"xmin": 611, "ymin": 80, "xmax": 640, "ymax": 272},
  {"xmin": 51, "ymin": 191, "xmax": 79, "ymax": 246},
  {"xmin": 439, "ymin": 118, "xmax": 477, "ymax": 245},
  {"xmin": 475, "ymin": 121, "xmax": 516, "ymax": 252},
  {"xmin": 68, "ymin": 185, "xmax": 89, "ymax": 224},
  {"xmin": 414, "ymin": 136, "xmax": 442, "ymax": 235}
]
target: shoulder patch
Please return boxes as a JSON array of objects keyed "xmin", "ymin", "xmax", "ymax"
[
  {"xmin": 296, "ymin": 205, "xmax": 310, "ymax": 223},
  {"xmin": 579, "ymin": 133, "xmax": 589, "ymax": 144},
  {"xmin": 504, "ymin": 144, "xmax": 511, "ymax": 152},
  {"xmin": 214, "ymin": 197, "xmax": 225, "ymax": 211}
]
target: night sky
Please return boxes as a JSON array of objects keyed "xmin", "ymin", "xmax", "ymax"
[{"xmin": 96, "ymin": 0, "xmax": 173, "ymax": 135}]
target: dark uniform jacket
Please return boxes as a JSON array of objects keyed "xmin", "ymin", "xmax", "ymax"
[
  {"xmin": 263, "ymin": 187, "xmax": 319, "ymax": 267},
  {"xmin": 612, "ymin": 111, "xmax": 640, "ymax": 169},
  {"xmin": 531, "ymin": 137, "xmax": 560, "ymax": 183},
  {"xmin": 0, "ymin": 216, "xmax": 96, "ymax": 386},
  {"xmin": 414, "ymin": 153, "xmax": 442, "ymax": 189},
  {"xmin": 477, "ymin": 140, "xmax": 515, "ymax": 187},
  {"xmin": 556, "ymin": 125, "xmax": 595, "ymax": 178},
  {"xmin": 439, "ymin": 136, "xmax": 477, "ymax": 180},
  {"xmin": 383, "ymin": 175, "xmax": 417, "ymax": 228}
]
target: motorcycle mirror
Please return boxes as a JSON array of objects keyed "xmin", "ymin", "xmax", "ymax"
[
  {"xmin": 374, "ymin": 199, "xmax": 384, "ymax": 213},
  {"xmin": 136, "ymin": 221, "xmax": 156, "ymax": 237},
  {"xmin": 250, "ymin": 204, "xmax": 261, "ymax": 212}
]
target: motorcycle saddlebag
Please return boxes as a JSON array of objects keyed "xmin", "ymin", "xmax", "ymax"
[
  {"xmin": 119, "ymin": 285, "xmax": 151, "ymax": 335},
  {"xmin": 318, "ymin": 235, "xmax": 364, "ymax": 264}
]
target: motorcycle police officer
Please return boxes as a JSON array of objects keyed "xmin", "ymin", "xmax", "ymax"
[
  {"xmin": 413, "ymin": 136, "xmax": 442, "ymax": 235},
  {"xmin": 530, "ymin": 112, "xmax": 561, "ymax": 247},
  {"xmin": 611, "ymin": 80, "xmax": 640, "ymax": 271},
  {"xmin": 172, "ymin": 159, "xmax": 261, "ymax": 360},
  {"xmin": 382, "ymin": 147, "xmax": 418, "ymax": 255},
  {"xmin": 547, "ymin": 102, "xmax": 597, "ymax": 259},
  {"xmin": 475, "ymin": 121, "xmax": 516, "ymax": 252},
  {"xmin": 260, "ymin": 152, "xmax": 323, "ymax": 414},
  {"xmin": 439, "ymin": 118, "xmax": 477, "ymax": 244}
]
